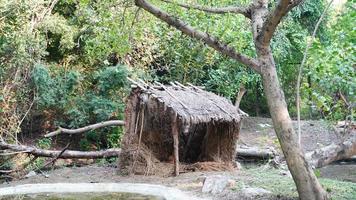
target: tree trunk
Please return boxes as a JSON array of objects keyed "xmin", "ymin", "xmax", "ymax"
[
  {"xmin": 261, "ymin": 59, "xmax": 327, "ymax": 200},
  {"xmin": 306, "ymin": 134, "xmax": 356, "ymax": 168}
]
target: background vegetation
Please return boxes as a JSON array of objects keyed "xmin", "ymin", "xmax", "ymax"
[{"xmin": 0, "ymin": 0, "xmax": 354, "ymax": 155}]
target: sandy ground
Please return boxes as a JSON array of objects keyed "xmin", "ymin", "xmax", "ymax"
[{"xmin": 1, "ymin": 117, "xmax": 355, "ymax": 200}]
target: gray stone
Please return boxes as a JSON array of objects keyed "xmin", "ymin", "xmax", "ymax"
[
  {"xmin": 241, "ymin": 187, "xmax": 272, "ymax": 198},
  {"xmin": 24, "ymin": 171, "xmax": 36, "ymax": 178},
  {"xmin": 202, "ymin": 175, "xmax": 234, "ymax": 194}
]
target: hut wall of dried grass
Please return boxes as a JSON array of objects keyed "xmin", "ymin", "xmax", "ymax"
[{"xmin": 119, "ymin": 82, "xmax": 242, "ymax": 176}]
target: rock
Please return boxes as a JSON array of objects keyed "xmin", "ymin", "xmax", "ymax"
[
  {"xmin": 241, "ymin": 187, "xmax": 271, "ymax": 198},
  {"xmin": 202, "ymin": 175, "xmax": 235, "ymax": 194},
  {"xmin": 279, "ymin": 170, "xmax": 292, "ymax": 178},
  {"xmin": 24, "ymin": 171, "xmax": 36, "ymax": 178},
  {"xmin": 258, "ymin": 123, "xmax": 271, "ymax": 128}
]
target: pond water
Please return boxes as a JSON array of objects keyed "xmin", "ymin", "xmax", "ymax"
[
  {"xmin": 1, "ymin": 192, "xmax": 165, "ymax": 200},
  {"xmin": 0, "ymin": 183, "xmax": 196, "ymax": 200}
]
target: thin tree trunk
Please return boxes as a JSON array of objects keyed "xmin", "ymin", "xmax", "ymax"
[
  {"xmin": 261, "ymin": 61, "xmax": 327, "ymax": 200},
  {"xmin": 255, "ymin": 83, "xmax": 260, "ymax": 116}
]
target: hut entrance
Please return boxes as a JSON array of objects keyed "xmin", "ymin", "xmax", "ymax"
[{"xmin": 119, "ymin": 80, "xmax": 242, "ymax": 176}]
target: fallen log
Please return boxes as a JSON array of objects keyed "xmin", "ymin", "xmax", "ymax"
[
  {"xmin": 0, "ymin": 142, "xmax": 121, "ymax": 159},
  {"xmin": 44, "ymin": 120, "xmax": 125, "ymax": 138},
  {"xmin": 306, "ymin": 133, "xmax": 356, "ymax": 168},
  {"xmin": 236, "ymin": 146, "xmax": 277, "ymax": 160}
]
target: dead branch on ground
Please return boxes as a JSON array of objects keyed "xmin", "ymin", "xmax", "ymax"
[
  {"xmin": 0, "ymin": 142, "xmax": 121, "ymax": 159},
  {"xmin": 306, "ymin": 133, "xmax": 356, "ymax": 168},
  {"xmin": 44, "ymin": 120, "xmax": 125, "ymax": 138},
  {"xmin": 236, "ymin": 146, "xmax": 277, "ymax": 160}
]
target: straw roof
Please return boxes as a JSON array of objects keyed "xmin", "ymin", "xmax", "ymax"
[{"xmin": 129, "ymin": 79, "xmax": 242, "ymax": 124}]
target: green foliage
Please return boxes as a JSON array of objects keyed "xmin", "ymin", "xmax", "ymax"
[
  {"xmin": 31, "ymin": 63, "xmax": 128, "ymax": 149},
  {"xmin": 306, "ymin": 2, "xmax": 355, "ymax": 121},
  {"xmin": 36, "ymin": 138, "xmax": 52, "ymax": 150}
]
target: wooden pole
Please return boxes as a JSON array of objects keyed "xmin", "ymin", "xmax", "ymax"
[{"xmin": 172, "ymin": 116, "xmax": 179, "ymax": 176}]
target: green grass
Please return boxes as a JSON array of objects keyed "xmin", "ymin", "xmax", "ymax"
[{"xmin": 233, "ymin": 166, "xmax": 356, "ymax": 200}]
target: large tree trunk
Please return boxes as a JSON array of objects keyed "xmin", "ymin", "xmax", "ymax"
[{"xmin": 261, "ymin": 59, "xmax": 327, "ymax": 200}]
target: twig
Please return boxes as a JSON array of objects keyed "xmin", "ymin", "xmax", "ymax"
[
  {"xmin": 0, "ymin": 150, "xmax": 29, "ymax": 156},
  {"xmin": 132, "ymin": 106, "xmax": 145, "ymax": 172},
  {"xmin": 40, "ymin": 143, "xmax": 70, "ymax": 170},
  {"xmin": 127, "ymin": 77, "xmax": 146, "ymax": 90},
  {"xmin": 154, "ymin": 81, "xmax": 189, "ymax": 110},
  {"xmin": 296, "ymin": 0, "xmax": 334, "ymax": 145},
  {"xmin": 16, "ymin": 95, "xmax": 35, "ymax": 137}
]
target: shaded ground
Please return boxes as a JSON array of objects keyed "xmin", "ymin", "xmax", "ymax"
[{"xmin": 1, "ymin": 117, "xmax": 355, "ymax": 199}]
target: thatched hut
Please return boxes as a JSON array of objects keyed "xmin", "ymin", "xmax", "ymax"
[{"xmin": 119, "ymin": 80, "xmax": 242, "ymax": 176}]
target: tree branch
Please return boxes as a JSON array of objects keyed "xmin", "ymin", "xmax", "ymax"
[
  {"xmin": 160, "ymin": 0, "xmax": 251, "ymax": 18},
  {"xmin": 296, "ymin": 0, "xmax": 334, "ymax": 145},
  {"xmin": 257, "ymin": 0, "xmax": 303, "ymax": 46},
  {"xmin": 135, "ymin": 0, "xmax": 261, "ymax": 74},
  {"xmin": 0, "ymin": 142, "xmax": 121, "ymax": 159},
  {"xmin": 44, "ymin": 120, "xmax": 125, "ymax": 138}
]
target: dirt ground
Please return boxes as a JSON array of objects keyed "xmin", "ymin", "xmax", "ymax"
[
  {"xmin": 1, "ymin": 117, "xmax": 355, "ymax": 200},
  {"xmin": 239, "ymin": 117, "xmax": 341, "ymax": 152}
]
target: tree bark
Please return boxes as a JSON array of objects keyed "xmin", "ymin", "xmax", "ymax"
[
  {"xmin": 261, "ymin": 60, "xmax": 327, "ymax": 200},
  {"xmin": 306, "ymin": 134, "xmax": 356, "ymax": 168}
]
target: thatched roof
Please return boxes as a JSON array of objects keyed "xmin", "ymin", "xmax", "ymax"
[{"xmin": 129, "ymin": 79, "xmax": 243, "ymax": 124}]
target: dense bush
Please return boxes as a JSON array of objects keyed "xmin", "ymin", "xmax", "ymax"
[{"xmin": 31, "ymin": 64, "xmax": 128, "ymax": 148}]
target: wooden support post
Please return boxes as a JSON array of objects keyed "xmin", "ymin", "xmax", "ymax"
[
  {"xmin": 172, "ymin": 116, "xmax": 179, "ymax": 176},
  {"xmin": 173, "ymin": 132, "xmax": 179, "ymax": 176}
]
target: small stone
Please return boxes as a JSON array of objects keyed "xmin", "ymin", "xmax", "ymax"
[
  {"xmin": 25, "ymin": 171, "xmax": 36, "ymax": 178},
  {"xmin": 227, "ymin": 179, "xmax": 236, "ymax": 188},
  {"xmin": 202, "ymin": 175, "xmax": 230, "ymax": 194},
  {"xmin": 241, "ymin": 187, "xmax": 272, "ymax": 198},
  {"xmin": 279, "ymin": 170, "xmax": 292, "ymax": 178},
  {"xmin": 241, "ymin": 188, "xmax": 272, "ymax": 198}
]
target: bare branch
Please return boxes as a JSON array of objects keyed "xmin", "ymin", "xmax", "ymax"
[
  {"xmin": 257, "ymin": 0, "xmax": 303, "ymax": 46},
  {"xmin": 0, "ymin": 142, "xmax": 121, "ymax": 159},
  {"xmin": 296, "ymin": 0, "xmax": 334, "ymax": 145},
  {"xmin": 160, "ymin": 0, "xmax": 251, "ymax": 18},
  {"xmin": 235, "ymin": 84, "xmax": 246, "ymax": 109},
  {"xmin": 44, "ymin": 120, "xmax": 125, "ymax": 138},
  {"xmin": 135, "ymin": 0, "xmax": 261, "ymax": 73}
]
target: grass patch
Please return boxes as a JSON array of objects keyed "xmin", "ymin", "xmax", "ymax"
[
  {"xmin": 235, "ymin": 165, "xmax": 356, "ymax": 200},
  {"xmin": 320, "ymin": 178, "xmax": 356, "ymax": 200}
]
